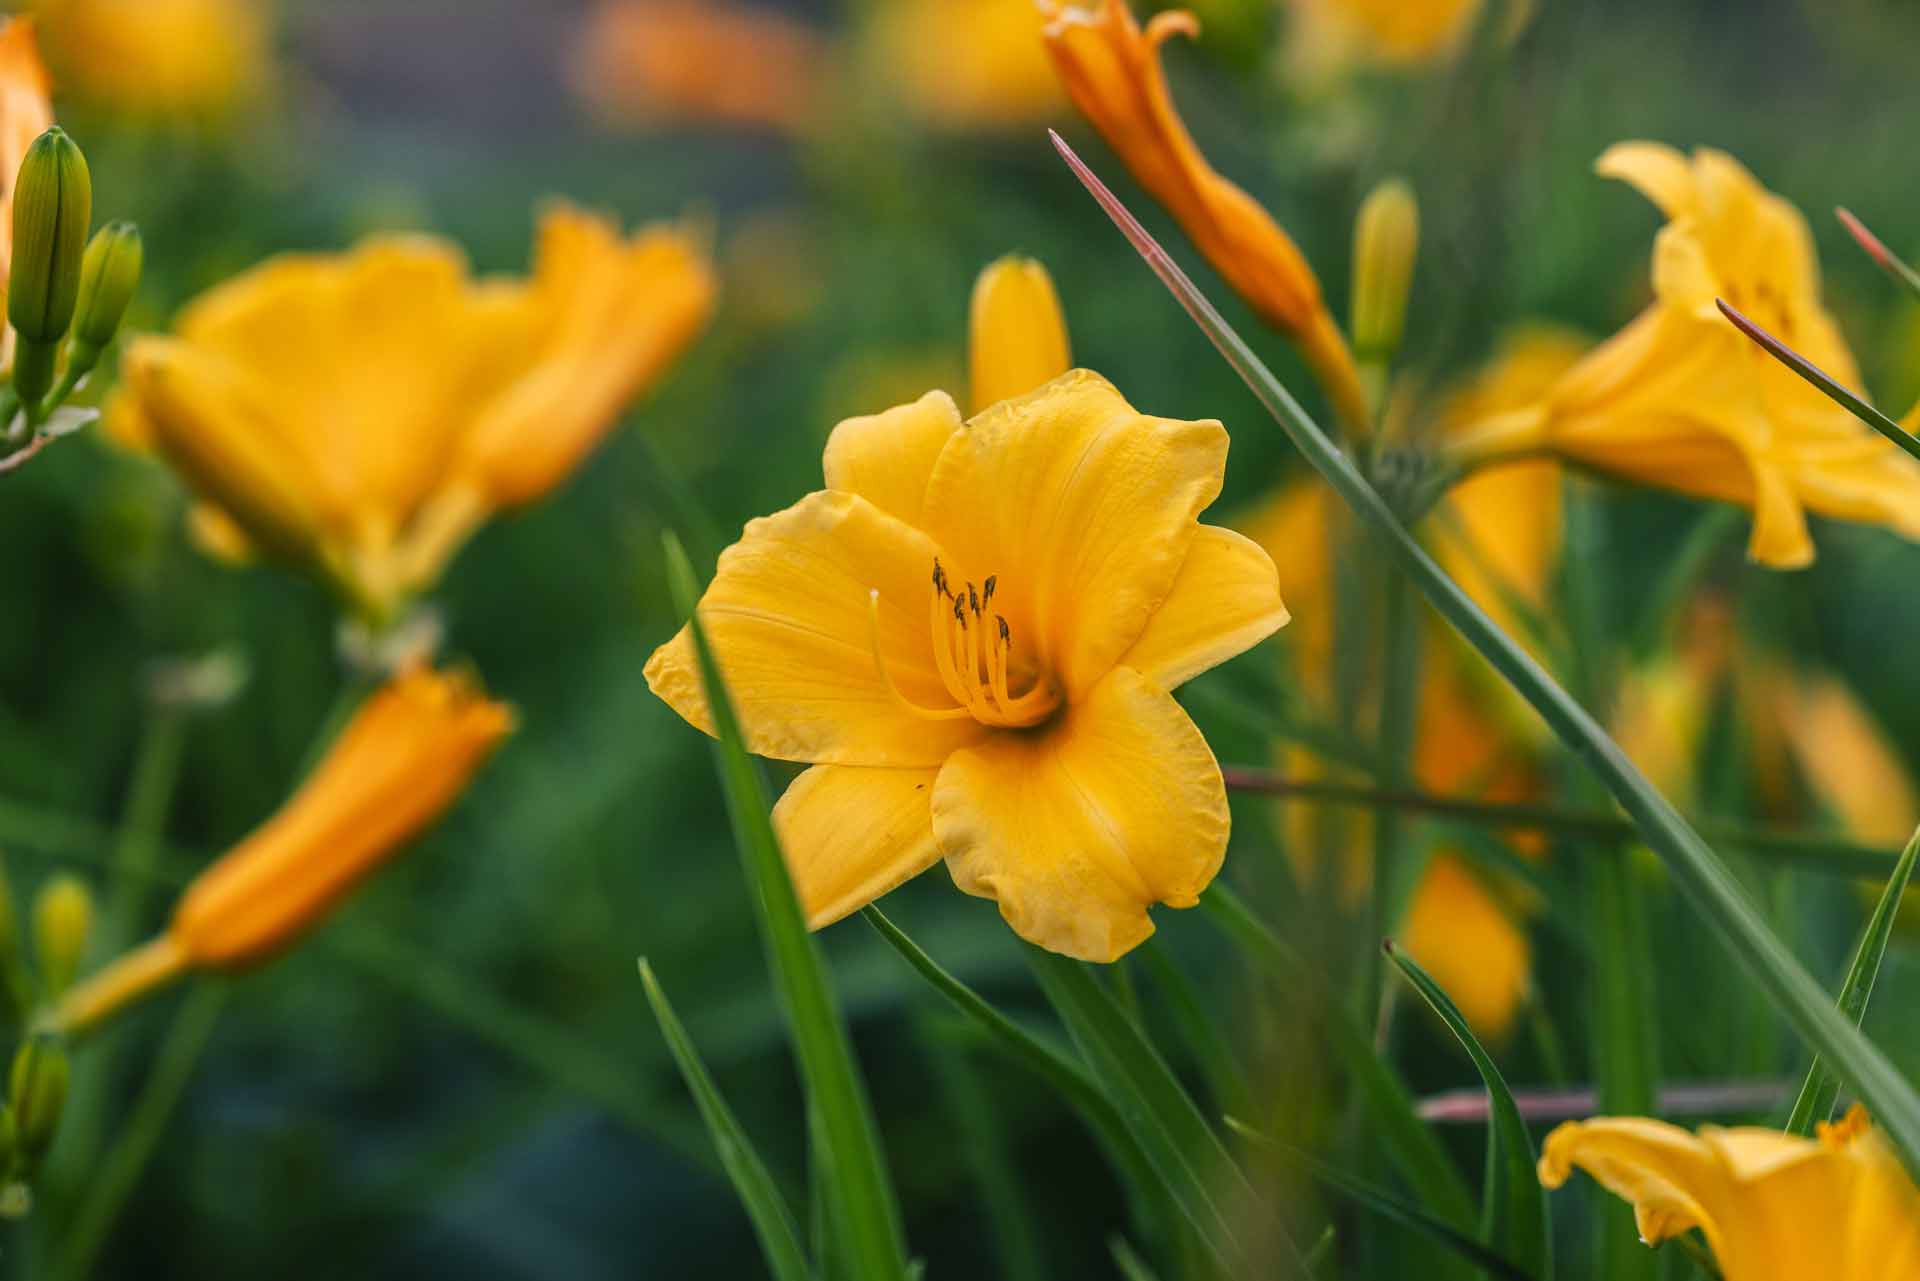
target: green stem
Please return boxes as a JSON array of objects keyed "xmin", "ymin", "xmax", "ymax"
[{"xmin": 1053, "ymin": 131, "xmax": 1920, "ymax": 1174}]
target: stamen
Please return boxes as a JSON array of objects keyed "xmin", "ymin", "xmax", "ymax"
[
  {"xmin": 983, "ymin": 576, "xmax": 996, "ymax": 605},
  {"xmin": 920, "ymin": 560, "xmax": 1061, "ymax": 728},
  {"xmin": 868, "ymin": 590, "xmax": 970, "ymax": 721}
]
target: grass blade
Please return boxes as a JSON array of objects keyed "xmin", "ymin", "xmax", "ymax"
[
  {"xmin": 1717, "ymin": 299, "xmax": 1920, "ymax": 464},
  {"xmin": 1109, "ymin": 1236, "xmax": 1167, "ymax": 1281},
  {"xmin": 1053, "ymin": 130, "xmax": 1920, "ymax": 1176},
  {"xmin": 1387, "ymin": 944, "xmax": 1551, "ymax": 1281},
  {"xmin": 1137, "ymin": 941, "xmax": 1251, "ymax": 1118},
  {"xmin": 664, "ymin": 533, "xmax": 909, "ymax": 1280},
  {"xmin": 1785, "ymin": 823, "xmax": 1920, "ymax": 1134},
  {"xmin": 1024, "ymin": 946, "xmax": 1279, "ymax": 1273},
  {"xmin": 1201, "ymin": 885, "xmax": 1478, "ymax": 1231},
  {"xmin": 1226, "ymin": 1118, "xmax": 1538, "ymax": 1281},
  {"xmin": 1837, "ymin": 207, "xmax": 1920, "ymax": 301},
  {"xmin": 638, "ymin": 959, "xmax": 812, "ymax": 1281}
]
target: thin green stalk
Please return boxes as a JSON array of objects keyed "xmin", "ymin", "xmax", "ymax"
[
  {"xmin": 1368, "ymin": 575, "xmax": 1422, "ymax": 1018},
  {"xmin": 52, "ymin": 983, "xmax": 226, "ymax": 1281},
  {"xmin": 1053, "ymin": 123, "xmax": 1920, "ymax": 1175},
  {"xmin": 1785, "ymin": 823, "xmax": 1920, "ymax": 1134},
  {"xmin": 664, "ymin": 534, "xmax": 908, "ymax": 1280},
  {"xmin": 1836, "ymin": 208, "xmax": 1920, "ymax": 302},
  {"xmin": 1718, "ymin": 299, "xmax": 1920, "ymax": 463}
]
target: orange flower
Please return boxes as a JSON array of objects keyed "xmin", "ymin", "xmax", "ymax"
[
  {"xmin": 0, "ymin": 18, "xmax": 53, "ymax": 286},
  {"xmin": 54, "ymin": 667, "xmax": 514, "ymax": 1033},
  {"xmin": 1040, "ymin": 0, "xmax": 1367, "ymax": 431},
  {"xmin": 866, "ymin": 0, "xmax": 1063, "ymax": 130},
  {"xmin": 571, "ymin": 0, "xmax": 825, "ymax": 135}
]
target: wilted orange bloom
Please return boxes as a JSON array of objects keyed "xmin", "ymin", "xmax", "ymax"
[
  {"xmin": 0, "ymin": 18, "xmax": 52, "ymax": 285},
  {"xmin": 1541, "ymin": 1107, "xmax": 1920, "ymax": 1280},
  {"xmin": 1041, "ymin": 0, "xmax": 1368, "ymax": 431},
  {"xmin": 54, "ymin": 666, "xmax": 514, "ymax": 1034},
  {"xmin": 109, "ymin": 205, "xmax": 715, "ymax": 621},
  {"xmin": 866, "ymin": 0, "xmax": 1063, "ymax": 129},
  {"xmin": 572, "ymin": 0, "xmax": 825, "ymax": 135},
  {"xmin": 32, "ymin": 0, "xmax": 269, "ymax": 120},
  {"xmin": 1450, "ymin": 144, "xmax": 1920, "ymax": 569}
]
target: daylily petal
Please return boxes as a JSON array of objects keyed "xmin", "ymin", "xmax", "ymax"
[
  {"xmin": 1594, "ymin": 141, "xmax": 1695, "ymax": 219},
  {"xmin": 645, "ymin": 489, "xmax": 988, "ymax": 767},
  {"xmin": 0, "ymin": 17, "xmax": 52, "ymax": 284},
  {"xmin": 968, "ymin": 255, "xmax": 1072, "ymax": 413},
  {"xmin": 922, "ymin": 370, "xmax": 1227, "ymax": 699},
  {"xmin": 1401, "ymin": 854, "xmax": 1531, "ymax": 1042},
  {"xmin": 1118, "ymin": 524, "xmax": 1287, "ymax": 690},
  {"xmin": 772, "ymin": 764, "xmax": 942, "ymax": 927},
  {"xmin": 821, "ymin": 390, "xmax": 962, "ymax": 530},
  {"xmin": 932, "ymin": 665, "xmax": 1228, "ymax": 961}
]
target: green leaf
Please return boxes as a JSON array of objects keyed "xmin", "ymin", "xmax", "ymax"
[
  {"xmin": 1108, "ymin": 1236, "xmax": 1167, "ymax": 1281},
  {"xmin": 638, "ymin": 959, "xmax": 812, "ymax": 1281},
  {"xmin": 1201, "ymin": 885, "xmax": 1478, "ymax": 1231},
  {"xmin": 663, "ymin": 533, "xmax": 909, "ymax": 1281},
  {"xmin": 1137, "ymin": 941, "xmax": 1251, "ymax": 1119},
  {"xmin": 1024, "ymin": 946, "xmax": 1292, "ymax": 1274},
  {"xmin": 1225, "ymin": 1118, "xmax": 1538, "ymax": 1281},
  {"xmin": 1387, "ymin": 945, "xmax": 1551, "ymax": 1281},
  {"xmin": 1051, "ymin": 132, "xmax": 1920, "ymax": 1178},
  {"xmin": 1718, "ymin": 299, "xmax": 1920, "ymax": 465},
  {"xmin": 1786, "ymin": 823, "xmax": 1920, "ymax": 1134},
  {"xmin": 1838, "ymin": 207, "xmax": 1920, "ymax": 302}
]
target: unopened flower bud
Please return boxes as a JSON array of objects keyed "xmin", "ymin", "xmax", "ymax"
[
  {"xmin": 9, "ymin": 127, "xmax": 91, "ymax": 407},
  {"xmin": 1350, "ymin": 179, "xmax": 1419, "ymax": 366},
  {"xmin": 68, "ymin": 220, "xmax": 141, "ymax": 363},
  {"xmin": 32, "ymin": 876, "xmax": 92, "ymax": 996},
  {"xmin": 8, "ymin": 1037, "xmax": 66, "ymax": 1163}
]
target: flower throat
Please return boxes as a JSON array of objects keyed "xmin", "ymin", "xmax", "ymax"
[{"xmin": 867, "ymin": 558, "xmax": 1060, "ymax": 728}]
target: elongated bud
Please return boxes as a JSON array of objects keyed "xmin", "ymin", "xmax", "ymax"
[
  {"xmin": 9, "ymin": 127, "xmax": 91, "ymax": 407},
  {"xmin": 32, "ymin": 876, "xmax": 92, "ymax": 997},
  {"xmin": 8, "ymin": 1037, "xmax": 66, "ymax": 1163},
  {"xmin": 1351, "ymin": 179, "xmax": 1419, "ymax": 367},
  {"xmin": 68, "ymin": 220, "xmax": 141, "ymax": 362},
  {"xmin": 968, "ymin": 255, "xmax": 1071, "ymax": 414}
]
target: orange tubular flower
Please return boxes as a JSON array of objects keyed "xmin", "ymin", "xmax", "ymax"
[
  {"xmin": 0, "ymin": 18, "xmax": 53, "ymax": 285},
  {"xmin": 54, "ymin": 667, "xmax": 514, "ymax": 1034},
  {"xmin": 108, "ymin": 205, "xmax": 715, "ymax": 621},
  {"xmin": 1040, "ymin": 0, "xmax": 1368, "ymax": 433}
]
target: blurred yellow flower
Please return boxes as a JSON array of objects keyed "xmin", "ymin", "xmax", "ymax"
[
  {"xmin": 647, "ymin": 371, "xmax": 1286, "ymax": 961},
  {"xmin": 1540, "ymin": 1106, "xmax": 1920, "ymax": 1280},
  {"xmin": 1774, "ymin": 673, "xmax": 1919, "ymax": 849},
  {"xmin": 969, "ymin": 255, "xmax": 1072, "ymax": 414},
  {"xmin": 571, "ymin": 0, "xmax": 825, "ymax": 135},
  {"xmin": 110, "ymin": 205, "xmax": 715, "ymax": 621},
  {"xmin": 32, "ymin": 0, "xmax": 269, "ymax": 120},
  {"xmin": 1040, "ymin": 0, "xmax": 1368, "ymax": 431},
  {"xmin": 1401, "ymin": 851, "xmax": 1532, "ymax": 1037},
  {"xmin": 55, "ymin": 665, "xmax": 514, "ymax": 1033},
  {"xmin": 1452, "ymin": 143, "xmax": 1920, "ymax": 569},
  {"xmin": 1288, "ymin": 0, "xmax": 1481, "ymax": 67},
  {"xmin": 0, "ymin": 17, "xmax": 52, "ymax": 284},
  {"xmin": 866, "ymin": 0, "xmax": 1063, "ymax": 129}
]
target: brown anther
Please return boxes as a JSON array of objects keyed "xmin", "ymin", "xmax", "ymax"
[
  {"xmin": 996, "ymin": 616, "xmax": 1010, "ymax": 643},
  {"xmin": 953, "ymin": 597, "xmax": 967, "ymax": 626},
  {"xmin": 932, "ymin": 560, "xmax": 950, "ymax": 597},
  {"xmin": 967, "ymin": 584, "xmax": 980, "ymax": 615},
  {"xmin": 983, "ymin": 575, "xmax": 996, "ymax": 604}
]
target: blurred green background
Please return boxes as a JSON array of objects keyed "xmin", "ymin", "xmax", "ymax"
[{"xmin": 2, "ymin": 0, "xmax": 1919, "ymax": 1275}]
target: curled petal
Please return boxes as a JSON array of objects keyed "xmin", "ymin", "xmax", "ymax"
[{"xmin": 773, "ymin": 764, "xmax": 942, "ymax": 927}]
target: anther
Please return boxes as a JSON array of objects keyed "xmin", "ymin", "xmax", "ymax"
[
  {"xmin": 967, "ymin": 583, "xmax": 980, "ymax": 615},
  {"xmin": 983, "ymin": 575, "xmax": 996, "ymax": 604},
  {"xmin": 996, "ymin": 616, "xmax": 1010, "ymax": 643}
]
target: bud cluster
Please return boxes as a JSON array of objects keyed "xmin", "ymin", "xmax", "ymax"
[
  {"xmin": 0, "ymin": 861, "xmax": 94, "ymax": 1216},
  {"xmin": 1, "ymin": 127, "xmax": 142, "ymax": 459}
]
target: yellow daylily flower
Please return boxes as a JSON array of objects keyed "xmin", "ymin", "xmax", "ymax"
[
  {"xmin": 570, "ymin": 0, "xmax": 825, "ymax": 136},
  {"xmin": 1774, "ymin": 672, "xmax": 1919, "ymax": 850},
  {"xmin": 1039, "ymin": 0, "xmax": 1369, "ymax": 432},
  {"xmin": 54, "ymin": 666, "xmax": 515, "ymax": 1034},
  {"xmin": 647, "ymin": 371, "xmax": 1287, "ymax": 961},
  {"xmin": 31, "ymin": 0, "xmax": 269, "ymax": 120},
  {"xmin": 109, "ymin": 204, "xmax": 715, "ymax": 621},
  {"xmin": 969, "ymin": 255, "xmax": 1072, "ymax": 414},
  {"xmin": 1451, "ymin": 143, "xmax": 1920, "ymax": 569},
  {"xmin": 1540, "ymin": 1107, "xmax": 1920, "ymax": 1280},
  {"xmin": 866, "ymin": 0, "xmax": 1063, "ymax": 130},
  {"xmin": 1401, "ymin": 850, "xmax": 1532, "ymax": 1038},
  {"xmin": 0, "ymin": 17, "xmax": 53, "ymax": 285},
  {"xmin": 1288, "ymin": 0, "xmax": 1483, "ymax": 68}
]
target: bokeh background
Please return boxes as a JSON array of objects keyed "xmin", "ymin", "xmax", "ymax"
[{"xmin": 3, "ymin": 0, "xmax": 1920, "ymax": 1275}]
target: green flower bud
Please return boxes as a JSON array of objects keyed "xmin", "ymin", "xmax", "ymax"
[
  {"xmin": 8, "ymin": 1037, "xmax": 66, "ymax": 1164},
  {"xmin": 8, "ymin": 127, "xmax": 92, "ymax": 408},
  {"xmin": 70, "ymin": 220, "xmax": 141, "ymax": 358},
  {"xmin": 1350, "ymin": 178, "xmax": 1419, "ymax": 366},
  {"xmin": 31, "ymin": 876, "xmax": 92, "ymax": 997}
]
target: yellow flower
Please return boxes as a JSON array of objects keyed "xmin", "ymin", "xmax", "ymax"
[
  {"xmin": 32, "ymin": 0, "xmax": 269, "ymax": 120},
  {"xmin": 0, "ymin": 17, "xmax": 53, "ymax": 286},
  {"xmin": 1774, "ymin": 673, "xmax": 1919, "ymax": 849},
  {"xmin": 969, "ymin": 255, "xmax": 1072, "ymax": 414},
  {"xmin": 1040, "ymin": 0, "xmax": 1368, "ymax": 432},
  {"xmin": 109, "ymin": 205, "xmax": 715, "ymax": 621},
  {"xmin": 1452, "ymin": 144, "xmax": 1920, "ymax": 569},
  {"xmin": 53, "ymin": 666, "xmax": 514, "ymax": 1034},
  {"xmin": 1401, "ymin": 851, "xmax": 1532, "ymax": 1039},
  {"xmin": 647, "ymin": 371, "xmax": 1287, "ymax": 961},
  {"xmin": 570, "ymin": 0, "xmax": 825, "ymax": 135},
  {"xmin": 1540, "ymin": 1107, "xmax": 1920, "ymax": 1280},
  {"xmin": 866, "ymin": 0, "xmax": 1063, "ymax": 130},
  {"xmin": 1285, "ymin": 0, "xmax": 1534, "ymax": 71}
]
